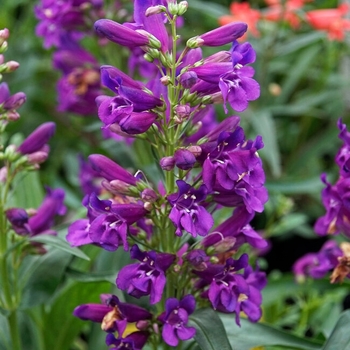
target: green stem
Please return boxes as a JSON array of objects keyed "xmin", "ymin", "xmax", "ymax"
[{"xmin": 8, "ymin": 311, "xmax": 21, "ymax": 350}]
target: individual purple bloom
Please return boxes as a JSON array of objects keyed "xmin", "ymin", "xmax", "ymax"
[
  {"xmin": 174, "ymin": 149, "xmax": 196, "ymax": 170},
  {"xmin": 336, "ymin": 119, "xmax": 350, "ymax": 178},
  {"xmin": 187, "ymin": 22, "xmax": 247, "ymax": 47},
  {"xmin": 0, "ymin": 82, "xmax": 26, "ymax": 116},
  {"xmin": 116, "ymin": 245, "xmax": 175, "ymax": 304},
  {"xmin": 7, "ymin": 187, "xmax": 66, "ymax": 237},
  {"xmin": 202, "ymin": 206, "xmax": 267, "ymax": 251},
  {"xmin": 133, "ymin": 0, "xmax": 169, "ymax": 52},
  {"xmin": 196, "ymin": 255, "xmax": 266, "ymax": 325},
  {"xmin": 201, "ymin": 129, "xmax": 267, "ymax": 213},
  {"xmin": 74, "ymin": 293, "xmax": 152, "ymax": 334},
  {"xmin": 66, "ymin": 218, "xmax": 92, "ymax": 247},
  {"xmin": 17, "ymin": 122, "xmax": 56, "ymax": 155},
  {"xmin": 314, "ymin": 175, "xmax": 350, "ymax": 236},
  {"xmin": 168, "ymin": 180, "xmax": 214, "ymax": 237},
  {"xmin": 5, "ymin": 208, "xmax": 30, "ymax": 235},
  {"xmin": 158, "ymin": 295, "xmax": 196, "ymax": 347},
  {"xmin": 219, "ymin": 41, "xmax": 260, "ymax": 113},
  {"xmin": 93, "ymin": 194, "xmax": 147, "ymax": 251},
  {"xmin": 100, "ymin": 65, "xmax": 163, "ymax": 112},
  {"xmin": 88, "ymin": 154, "xmax": 138, "ymax": 186},
  {"xmin": 95, "ymin": 19, "xmax": 151, "ymax": 49},
  {"xmin": 105, "ymin": 332, "xmax": 149, "ymax": 350},
  {"xmin": 293, "ymin": 240, "xmax": 342, "ymax": 282}
]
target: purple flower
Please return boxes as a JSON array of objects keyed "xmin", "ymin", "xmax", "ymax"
[
  {"xmin": 0, "ymin": 82, "xmax": 26, "ymax": 118},
  {"xmin": 158, "ymin": 295, "xmax": 196, "ymax": 347},
  {"xmin": 200, "ymin": 129, "xmax": 267, "ymax": 213},
  {"xmin": 314, "ymin": 175, "xmax": 350, "ymax": 236},
  {"xmin": 168, "ymin": 180, "xmax": 214, "ymax": 237},
  {"xmin": 67, "ymin": 193, "xmax": 147, "ymax": 251},
  {"xmin": 105, "ymin": 332, "xmax": 149, "ymax": 350},
  {"xmin": 73, "ymin": 293, "xmax": 152, "ymax": 334},
  {"xmin": 202, "ymin": 206, "xmax": 267, "ymax": 251},
  {"xmin": 133, "ymin": 0, "xmax": 169, "ymax": 52},
  {"xmin": 95, "ymin": 19, "xmax": 152, "ymax": 49},
  {"xmin": 116, "ymin": 245, "xmax": 175, "ymax": 304},
  {"xmin": 196, "ymin": 255, "xmax": 266, "ymax": 325},
  {"xmin": 187, "ymin": 22, "xmax": 247, "ymax": 47},
  {"xmin": 17, "ymin": 122, "xmax": 56, "ymax": 155},
  {"xmin": 88, "ymin": 154, "xmax": 138, "ymax": 186},
  {"xmin": 336, "ymin": 119, "xmax": 350, "ymax": 178},
  {"xmin": 293, "ymin": 240, "xmax": 342, "ymax": 282},
  {"xmin": 6, "ymin": 187, "xmax": 66, "ymax": 237}
]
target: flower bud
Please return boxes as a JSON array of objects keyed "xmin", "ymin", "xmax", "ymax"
[
  {"xmin": 145, "ymin": 5, "xmax": 166, "ymax": 16},
  {"xmin": 160, "ymin": 75, "xmax": 171, "ymax": 86},
  {"xmin": 141, "ymin": 188, "xmax": 158, "ymax": 202},
  {"xmin": 174, "ymin": 149, "xmax": 196, "ymax": 170},
  {"xmin": 3, "ymin": 92, "xmax": 26, "ymax": 110},
  {"xmin": 3, "ymin": 60, "xmax": 20, "ymax": 73},
  {"xmin": 178, "ymin": 1, "xmax": 189, "ymax": 15},
  {"xmin": 26, "ymin": 151, "xmax": 49, "ymax": 165},
  {"xmin": 180, "ymin": 71, "xmax": 197, "ymax": 89},
  {"xmin": 174, "ymin": 104, "xmax": 191, "ymax": 121},
  {"xmin": 160, "ymin": 156, "xmax": 175, "ymax": 171},
  {"xmin": 187, "ymin": 145, "xmax": 202, "ymax": 158}
]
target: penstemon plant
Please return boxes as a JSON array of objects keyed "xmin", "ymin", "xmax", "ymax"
[
  {"xmin": 66, "ymin": 0, "xmax": 268, "ymax": 349},
  {"xmin": 0, "ymin": 29, "xmax": 66, "ymax": 350}
]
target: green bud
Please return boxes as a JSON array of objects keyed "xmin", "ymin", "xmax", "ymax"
[
  {"xmin": 143, "ymin": 53, "xmax": 154, "ymax": 63},
  {"xmin": 186, "ymin": 36, "xmax": 203, "ymax": 49},
  {"xmin": 178, "ymin": 1, "xmax": 188, "ymax": 15},
  {"xmin": 168, "ymin": 2, "xmax": 178, "ymax": 15},
  {"xmin": 147, "ymin": 48, "xmax": 160, "ymax": 59}
]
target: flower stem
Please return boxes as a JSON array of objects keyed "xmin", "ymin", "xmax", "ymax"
[{"xmin": 8, "ymin": 311, "xmax": 21, "ymax": 350}]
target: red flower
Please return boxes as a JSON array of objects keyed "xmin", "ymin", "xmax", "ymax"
[
  {"xmin": 263, "ymin": 0, "xmax": 307, "ymax": 28},
  {"xmin": 306, "ymin": 4, "xmax": 350, "ymax": 41},
  {"xmin": 219, "ymin": 2, "xmax": 261, "ymax": 39}
]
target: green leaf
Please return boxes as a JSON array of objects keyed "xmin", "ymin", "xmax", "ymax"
[
  {"xmin": 189, "ymin": 308, "xmax": 233, "ymax": 350},
  {"xmin": 266, "ymin": 177, "xmax": 324, "ymax": 194},
  {"xmin": 9, "ymin": 170, "xmax": 44, "ymax": 209},
  {"xmin": 66, "ymin": 267, "xmax": 116, "ymax": 284},
  {"xmin": 0, "ymin": 313, "xmax": 10, "ymax": 350},
  {"xmin": 220, "ymin": 315, "xmax": 323, "ymax": 350},
  {"xmin": 249, "ymin": 109, "xmax": 281, "ymax": 178},
  {"xmin": 30, "ymin": 235, "xmax": 90, "ymax": 261},
  {"xmin": 42, "ymin": 281, "xmax": 111, "ymax": 350},
  {"xmin": 322, "ymin": 310, "xmax": 350, "ymax": 350},
  {"xmin": 19, "ymin": 249, "xmax": 71, "ymax": 309}
]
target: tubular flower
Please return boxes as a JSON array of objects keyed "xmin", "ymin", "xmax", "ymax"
[
  {"xmin": 105, "ymin": 332, "xmax": 149, "ymax": 350},
  {"xmin": 293, "ymin": 240, "xmax": 342, "ymax": 283},
  {"xmin": 73, "ymin": 294, "xmax": 152, "ymax": 334},
  {"xmin": 95, "ymin": 19, "xmax": 156, "ymax": 49},
  {"xmin": 168, "ymin": 180, "xmax": 214, "ymax": 237},
  {"xmin": 306, "ymin": 4, "xmax": 350, "ymax": 41},
  {"xmin": 116, "ymin": 245, "xmax": 175, "ymax": 304},
  {"xmin": 158, "ymin": 295, "xmax": 196, "ymax": 347},
  {"xmin": 187, "ymin": 22, "xmax": 247, "ymax": 48},
  {"xmin": 6, "ymin": 187, "xmax": 66, "ymax": 237}
]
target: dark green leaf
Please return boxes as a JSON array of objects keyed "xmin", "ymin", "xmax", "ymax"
[
  {"xmin": 66, "ymin": 267, "xmax": 116, "ymax": 284},
  {"xmin": 42, "ymin": 281, "xmax": 110, "ymax": 350},
  {"xmin": 30, "ymin": 235, "xmax": 90, "ymax": 261},
  {"xmin": 189, "ymin": 308, "xmax": 233, "ymax": 350},
  {"xmin": 220, "ymin": 315, "xmax": 323, "ymax": 350},
  {"xmin": 19, "ymin": 249, "xmax": 71, "ymax": 309},
  {"xmin": 0, "ymin": 313, "xmax": 10, "ymax": 350},
  {"xmin": 322, "ymin": 310, "xmax": 350, "ymax": 350}
]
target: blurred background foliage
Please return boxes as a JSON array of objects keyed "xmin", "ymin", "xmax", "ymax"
[{"xmin": 1, "ymin": 0, "xmax": 350, "ymax": 348}]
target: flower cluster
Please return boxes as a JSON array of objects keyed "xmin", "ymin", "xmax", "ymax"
[
  {"xmin": 67, "ymin": 0, "xmax": 268, "ymax": 348},
  {"xmin": 0, "ymin": 28, "xmax": 66, "ymax": 343},
  {"xmin": 35, "ymin": 0, "xmax": 104, "ymax": 115},
  {"xmin": 293, "ymin": 120, "xmax": 350, "ymax": 284},
  {"xmin": 219, "ymin": 1, "xmax": 350, "ymax": 41}
]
